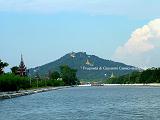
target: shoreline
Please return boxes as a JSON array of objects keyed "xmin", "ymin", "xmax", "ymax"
[
  {"xmin": 103, "ymin": 83, "xmax": 160, "ymax": 87},
  {"xmin": 0, "ymin": 86, "xmax": 71, "ymax": 100},
  {"xmin": 78, "ymin": 83, "xmax": 160, "ymax": 87},
  {"xmin": 1, "ymin": 83, "xmax": 160, "ymax": 100}
]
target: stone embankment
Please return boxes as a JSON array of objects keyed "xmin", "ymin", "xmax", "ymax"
[{"xmin": 0, "ymin": 86, "xmax": 70, "ymax": 100}]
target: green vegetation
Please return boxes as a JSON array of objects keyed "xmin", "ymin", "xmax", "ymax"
[
  {"xmin": 49, "ymin": 71, "xmax": 60, "ymax": 80},
  {"xmin": 0, "ymin": 73, "xmax": 65, "ymax": 92},
  {"xmin": 0, "ymin": 59, "xmax": 79, "ymax": 92},
  {"xmin": 106, "ymin": 68, "xmax": 160, "ymax": 84},
  {"xmin": 11, "ymin": 66, "xmax": 19, "ymax": 75},
  {"xmin": 30, "ymin": 78, "xmax": 64, "ymax": 88},
  {"xmin": 29, "ymin": 52, "xmax": 135, "ymax": 80},
  {"xmin": 60, "ymin": 65, "xmax": 80, "ymax": 85},
  {"xmin": 0, "ymin": 74, "xmax": 30, "ymax": 91},
  {"xmin": 0, "ymin": 59, "xmax": 8, "ymax": 75}
]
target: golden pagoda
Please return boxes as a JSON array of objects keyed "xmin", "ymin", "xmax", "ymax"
[{"xmin": 86, "ymin": 59, "xmax": 93, "ymax": 66}]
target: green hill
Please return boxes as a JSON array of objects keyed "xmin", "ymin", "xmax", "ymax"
[{"xmin": 29, "ymin": 52, "xmax": 140, "ymax": 80}]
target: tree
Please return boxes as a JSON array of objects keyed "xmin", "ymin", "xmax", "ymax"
[
  {"xmin": 0, "ymin": 73, "xmax": 30, "ymax": 91},
  {"xmin": 60, "ymin": 65, "xmax": 79, "ymax": 85},
  {"xmin": 50, "ymin": 71, "xmax": 60, "ymax": 80},
  {"xmin": 0, "ymin": 59, "xmax": 8, "ymax": 75},
  {"xmin": 11, "ymin": 66, "xmax": 19, "ymax": 75}
]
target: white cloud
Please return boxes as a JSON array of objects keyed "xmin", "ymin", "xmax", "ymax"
[{"xmin": 114, "ymin": 19, "xmax": 160, "ymax": 68}]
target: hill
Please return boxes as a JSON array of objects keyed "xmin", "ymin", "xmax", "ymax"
[{"xmin": 29, "ymin": 52, "xmax": 139, "ymax": 80}]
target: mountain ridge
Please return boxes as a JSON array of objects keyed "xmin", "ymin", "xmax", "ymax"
[{"xmin": 29, "ymin": 52, "xmax": 139, "ymax": 80}]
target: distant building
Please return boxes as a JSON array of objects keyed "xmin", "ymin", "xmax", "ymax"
[
  {"xmin": 86, "ymin": 59, "xmax": 94, "ymax": 66},
  {"xmin": 17, "ymin": 54, "xmax": 27, "ymax": 76},
  {"xmin": 70, "ymin": 52, "xmax": 76, "ymax": 58},
  {"xmin": 110, "ymin": 72, "xmax": 115, "ymax": 78}
]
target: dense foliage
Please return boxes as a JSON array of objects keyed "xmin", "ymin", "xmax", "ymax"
[
  {"xmin": 30, "ymin": 79, "xmax": 64, "ymax": 88},
  {"xmin": 0, "ymin": 73, "xmax": 65, "ymax": 92},
  {"xmin": 60, "ymin": 65, "xmax": 80, "ymax": 85},
  {"xmin": 49, "ymin": 71, "xmax": 60, "ymax": 80},
  {"xmin": 11, "ymin": 66, "xmax": 19, "ymax": 75},
  {"xmin": 0, "ymin": 60, "xmax": 8, "ymax": 75},
  {"xmin": 106, "ymin": 68, "xmax": 160, "ymax": 84},
  {"xmin": 0, "ymin": 74, "xmax": 30, "ymax": 91},
  {"xmin": 0, "ymin": 59, "xmax": 78, "ymax": 91}
]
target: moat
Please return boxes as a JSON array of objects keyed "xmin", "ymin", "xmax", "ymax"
[{"xmin": 0, "ymin": 86, "xmax": 160, "ymax": 120}]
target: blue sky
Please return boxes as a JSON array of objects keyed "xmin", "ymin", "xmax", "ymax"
[{"xmin": 0, "ymin": 0, "xmax": 160, "ymax": 70}]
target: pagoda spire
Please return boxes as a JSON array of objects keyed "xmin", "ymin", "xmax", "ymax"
[
  {"xmin": 110, "ymin": 72, "xmax": 115, "ymax": 78},
  {"xmin": 21, "ymin": 54, "xmax": 23, "ymax": 63},
  {"xmin": 85, "ymin": 59, "xmax": 94, "ymax": 66},
  {"xmin": 17, "ymin": 54, "xmax": 27, "ymax": 76}
]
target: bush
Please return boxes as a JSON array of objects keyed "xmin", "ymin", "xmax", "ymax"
[
  {"xmin": 46, "ymin": 79, "xmax": 64, "ymax": 87},
  {"xmin": 0, "ymin": 74, "xmax": 65, "ymax": 92},
  {"xmin": 0, "ymin": 74, "xmax": 30, "ymax": 91}
]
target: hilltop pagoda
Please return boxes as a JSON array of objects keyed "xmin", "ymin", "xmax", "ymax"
[
  {"xmin": 17, "ymin": 54, "xmax": 27, "ymax": 76},
  {"xmin": 110, "ymin": 72, "xmax": 115, "ymax": 78},
  {"xmin": 86, "ymin": 59, "xmax": 94, "ymax": 66}
]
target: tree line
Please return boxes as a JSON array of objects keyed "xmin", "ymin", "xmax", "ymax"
[
  {"xmin": 0, "ymin": 59, "xmax": 80, "ymax": 91},
  {"xmin": 106, "ymin": 68, "xmax": 160, "ymax": 84}
]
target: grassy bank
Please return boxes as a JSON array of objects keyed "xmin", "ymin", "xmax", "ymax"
[{"xmin": 0, "ymin": 73, "xmax": 64, "ymax": 92}]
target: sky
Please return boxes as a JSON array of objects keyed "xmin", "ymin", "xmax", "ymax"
[{"xmin": 0, "ymin": 0, "xmax": 160, "ymax": 71}]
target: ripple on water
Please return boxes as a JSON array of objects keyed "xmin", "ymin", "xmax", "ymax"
[{"xmin": 0, "ymin": 86, "xmax": 160, "ymax": 120}]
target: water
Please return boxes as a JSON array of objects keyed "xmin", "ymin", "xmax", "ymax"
[{"xmin": 0, "ymin": 86, "xmax": 160, "ymax": 120}]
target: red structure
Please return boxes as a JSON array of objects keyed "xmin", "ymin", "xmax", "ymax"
[{"xmin": 17, "ymin": 54, "xmax": 27, "ymax": 76}]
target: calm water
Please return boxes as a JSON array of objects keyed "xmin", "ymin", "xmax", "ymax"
[{"xmin": 0, "ymin": 86, "xmax": 160, "ymax": 120}]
